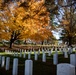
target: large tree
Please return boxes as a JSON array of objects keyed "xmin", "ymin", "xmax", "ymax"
[
  {"xmin": 44, "ymin": 0, "xmax": 76, "ymax": 46},
  {"xmin": 57, "ymin": 0, "xmax": 76, "ymax": 46},
  {"xmin": 0, "ymin": 0, "xmax": 52, "ymax": 48}
]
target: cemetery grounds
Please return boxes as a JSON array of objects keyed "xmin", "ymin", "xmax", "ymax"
[{"xmin": 0, "ymin": 45, "xmax": 76, "ymax": 75}]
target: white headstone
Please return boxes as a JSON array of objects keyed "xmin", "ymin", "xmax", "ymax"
[
  {"xmin": 14, "ymin": 52, "xmax": 16, "ymax": 56},
  {"xmin": 42, "ymin": 49, "xmax": 44, "ymax": 53},
  {"xmin": 63, "ymin": 47, "xmax": 66, "ymax": 52},
  {"xmin": 23, "ymin": 52, "xmax": 26, "ymax": 58},
  {"xmin": 15, "ymin": 52, "xmax": 18, "ymax": 57},
  {"xmin": 5, "ymin": 57, "xmax": 10, "ymax": 70},
  {"xmin": 30, "ymin": 50, "xmax": 32, "ymax": 54},
  {"xmin": 48, "ymin": 50, "xmax": 51, "ymax": 56},
  {"xmin": 34, "ymin": 53, "xmax": 38, "ymax": 60},
  {"xmin": 55, "ymin": 50, "xmax": 58, "ymax": 54},
  {"xmin": 7, "ymin": 50, "xmax": 9, "ymax": 54},
  {"xmin": 34, "ymin": 50, "xmax": 36, "ymax": 55},
  {"xmin": 45, "ymin": 50, "xmax": 48, "ymax": 53},
  {"xmin": 68, "ymin": 47, "xmax": 73, "ymax": 54},
  {"xmin": 53, "ymin": 53, "xmax": 58, "ymax": 65},
  {"xmin": 51, "ymin": 48, "xmax": 53, "ymax": 52},
  {"xmin": 1, "ymin": 56, "xmax": 5, "ymax": 67},
  {"xmin": 25, "ymin": 50, "xmax": 26, "ymax": 53},
  {"xmin": 57, "ymin": 63, "xmax": 75, "ymax": 75},
  {"xmin": 25, "ymin": 60, "xmax": 33, "ymax": 75},
  {"xmin": 73, "ymin": 48, "xmax": 75, "ymax": 51},
  {"xmin": 38, "ymin": 49, "xmax": 40, "ymax": 55},
  {"xmin": 12, "ymin": 58, "xmax": 18, "ymax": 75},
  {"xmin": 70, "ymin": 54, "xmax": 76, "ymax": 67},
  {"xmin": 28, "ymin": 52, "xmax": 31, "ymax": 59},
  {"xmin": 17, "ymin": 52, "xmax": 18, "ymax": 57},
  {"xmin": 59, "ymin": 48, "xmax": 63, "ymax": 53},
  {"xmin": 64, "ymin": 51, "xmax": 68, "ymax": 58},
  {"xmin": 55, "ymin": 48, "xmax": 57, "ymax": 52},
  {"xmin": 42, "ymin": 53, "xmax": 46, "ymax": 62},
  {"xmin": 20, "ymin": 52, "xmax": 22, "ymax": 57}
]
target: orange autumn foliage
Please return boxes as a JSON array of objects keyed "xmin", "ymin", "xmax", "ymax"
[{"xmin": 0, "ymin": 0, "xmax": 52, "ymax": 43}]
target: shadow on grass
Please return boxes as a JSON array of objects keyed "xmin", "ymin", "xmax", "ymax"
[{"xmin": 0, "ymin": 53, "xmax": 73, "ymax": 75}]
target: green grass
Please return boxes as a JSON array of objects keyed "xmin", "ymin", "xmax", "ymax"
[
  {"xmin": 0, "ymin": 44, "xmax": 3, "ymax": 46},
  {"xmin": 0, "ymin": 51, "xmax": 75, "ymax": 75}
]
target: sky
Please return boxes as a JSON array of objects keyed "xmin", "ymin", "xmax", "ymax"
[{"xmin": 52, "ymin": 31, "xmax": 60, "ymax": 39}]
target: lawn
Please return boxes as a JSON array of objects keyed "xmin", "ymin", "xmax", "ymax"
[{"xmin": 0, "ymin": 50, "xmax": 73, "ymax": 75}]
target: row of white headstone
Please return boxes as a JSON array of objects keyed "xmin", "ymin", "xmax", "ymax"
[
  {"xmin": 5, "ymin": 49, "xmax": 51, "ymax": 60},
  {"xmin": 5, "ymin": 49, "xmax": 58, "ymax": 64},
  {"xmin": 5, "ymin": 47, "xmax": 76, "ymax": 54},
  {"xmin": 4, "ymin": 48, "xmax": 75, "ymax": 65},
  {"xmin": 0, "ymin": 56, "xmax": 33, "ymax": 75},
  {"xmin": 0, "ymin": 48, "xmax": 76, "ymax": 74},
  {"xmin": 0, "ymin": 53, "xmax": 75, "ymax": 75},
  {"xmin": 2, "ymin": 48, "xmax": 76, "ymax": 75}
]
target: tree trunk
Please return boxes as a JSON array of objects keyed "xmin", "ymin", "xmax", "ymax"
[
  {"xmin": 24, "ymin": 40, "xmax": 27, "ymax": 44},
  {"xmin": 68, "ymin": 36, "xmax": 72, "ymax": 47},
  {"xmin": 41, "ymin": 41, "xmax": 44, "ymax": 45},
  {"xmin": 9, "ymin": 39, "xmax": 15, "ymax": 48}
]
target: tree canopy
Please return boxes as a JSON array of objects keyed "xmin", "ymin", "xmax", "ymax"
[
  {"xmin": 0, "ymin": 0, "xmax": 76, "ymax": 48},
  {"xmin": 58, "ymin": 0, "xmax": 76, "ymax": 46},
  {"xmin": 0, "ymin": 0, "xmax": 52, "ymax": 48}
]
